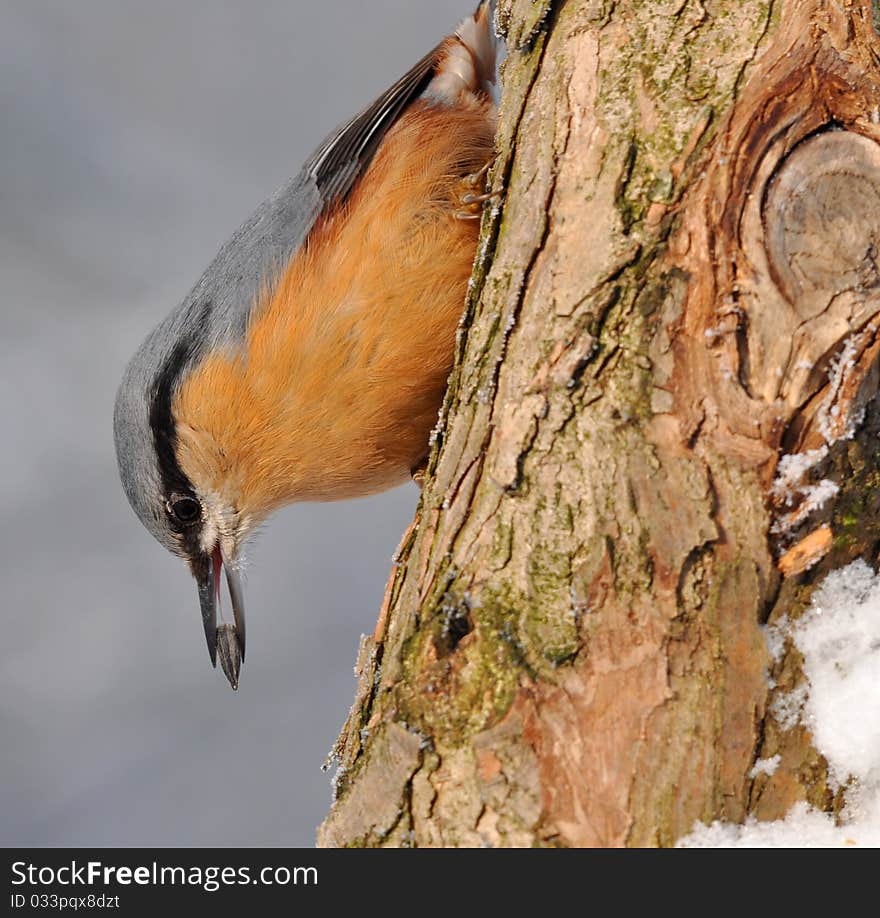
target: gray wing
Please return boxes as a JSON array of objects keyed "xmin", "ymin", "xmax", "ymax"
[
  {"xmin": 172, "ymin": 42, "xmax": 443, "ymax": 352},
  {"xmin": 305, "ymin": 45, "xmax": 440, "ymax": 204}
]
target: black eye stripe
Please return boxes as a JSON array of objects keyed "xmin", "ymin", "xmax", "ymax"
[{"xmin": 147, "ymin": 300, "xmax": 211, "ymax": 559}]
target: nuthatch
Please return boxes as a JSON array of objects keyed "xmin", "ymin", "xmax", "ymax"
[{"xmin": 114, "ymin": 3, "xmax": 498, "ymax": 689}]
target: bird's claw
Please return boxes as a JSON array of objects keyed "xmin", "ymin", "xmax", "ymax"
[
  {"xmin": 463, "ymin": 158, "xmax": 494, "ymax": 188},
  {"xmin": 454, "ymin": 158, "xmax": 502, "ymax": 221},
  {"xmin": 410, "ymin": 460, "xmax": 428, "ymax": 490}
]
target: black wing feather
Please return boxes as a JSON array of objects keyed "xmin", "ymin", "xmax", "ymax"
[{"xmin": 305, "ymin": 45, "xmax": 441, "ymax": 206}]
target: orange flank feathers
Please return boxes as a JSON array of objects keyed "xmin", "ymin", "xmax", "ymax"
[{"xmin": 173, "ymin": 100, "xmax": 495, "ymax": 520}]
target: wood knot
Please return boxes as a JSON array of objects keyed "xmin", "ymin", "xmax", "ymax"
[{"xmin": 763, "ymin": 131, "xmax": 880, "ymax": 319}]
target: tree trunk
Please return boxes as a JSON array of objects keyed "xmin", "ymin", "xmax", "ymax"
[{"xmin": 318, "ymin": 0, "xmax": 880, "ymax": 847}]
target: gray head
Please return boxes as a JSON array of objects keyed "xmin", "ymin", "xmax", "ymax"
[
  {"xmin": 112, "ymin": 170, "xmax": 322, "ymax": 690},
  {"xmin": 113, "ymin": 299, "xmax": 246, "ymax": 688}
]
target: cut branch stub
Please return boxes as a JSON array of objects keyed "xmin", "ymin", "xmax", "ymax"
[
  {"xmin": 757, "ymin": 129, "xmax": 880, "ymax": 563},
  {"xmin": 764, "ymin": 131, "xmax": 880, "ymax": 322}
]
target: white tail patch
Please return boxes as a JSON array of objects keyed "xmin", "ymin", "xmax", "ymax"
[{"xmin": 429, "ymin": 2, "xmax": 498, "ymax": 104}]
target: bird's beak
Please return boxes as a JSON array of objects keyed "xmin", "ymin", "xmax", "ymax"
[
  {"xmin": 192, "ymin": 545, "xmax": 246, "ymax": 689},
  {"xmin": 194, "ymin": 550, "xmax": 218, "ymax": 666}
]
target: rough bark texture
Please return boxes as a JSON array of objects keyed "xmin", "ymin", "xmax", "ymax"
[{"xmin": 319, "ymin": 0, "xmax": 880, "ymax": 847}]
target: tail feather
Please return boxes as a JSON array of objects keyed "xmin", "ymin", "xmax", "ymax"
[{"xmin": 428, "ymin": 1, "xmax": 498, "ymax": 104}]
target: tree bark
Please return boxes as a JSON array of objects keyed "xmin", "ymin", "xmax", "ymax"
[{"xmin": 318, "ymin": 0, "xmax": 880, "ymax": 847}]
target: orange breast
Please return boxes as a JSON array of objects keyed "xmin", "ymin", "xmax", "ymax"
[{"xmin": 174, "ymin": 100, "xmax": 495, "ymax": 518}]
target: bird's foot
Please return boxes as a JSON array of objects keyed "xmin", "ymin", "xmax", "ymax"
[
  {"xmin": 454, "ymin": 158, "xmax": 502, "ymax": 221},
  {"xmin": 410, "ymin": 460, "xmax": 428, "ymax": 490},
  {"xmin": 463, "ymin": 157, "xmax": 494, "ymax": 189}
]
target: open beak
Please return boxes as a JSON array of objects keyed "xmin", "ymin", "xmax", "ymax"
[{"xmin": 193, "ymin": 545, "xmax": 246, "ymax": 689}]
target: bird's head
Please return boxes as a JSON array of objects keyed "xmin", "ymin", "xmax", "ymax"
[{"xmin": 113, "ymin": 319, "xmax": 253, "ymax": 689}]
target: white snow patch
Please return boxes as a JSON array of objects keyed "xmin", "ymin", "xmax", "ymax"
[
  {"xmin": 770, "ymin": 447, "xmax": 828, "ymax": 503},
  {"xmin": 749, "ymin": 755, "xmax": 781, "ymax": 779},
  {"xmin": 678, "ymin": 801, "xmax": 880, "ymax": 848},
  {"xmin": 793, "ymin": 560, "xmax": 880, "ymax": 786},
  {"xmin": 770, "ymin": 682, "xmax": 808, "ymax": 732},
  {"xmin": 801, "ymin": 478, "xmax": 840, "ymax": 511},
  {"xmin": 817, "ymin": 335, "xmax": 866, "ymax": 444},
  {"xmin": 770, "ymin": 479, "xmax": 839, "ymax": 534},
  {"xmin": 770, "ymin": 446, "xmax": 839, "ymax": 535},
  {"xmin": 680, "ymin": 560, "xmax": 880, "ymax": 847},
  {"xmin": 763, "ymin": 615, "xmax": 789, "ymax": 663}
]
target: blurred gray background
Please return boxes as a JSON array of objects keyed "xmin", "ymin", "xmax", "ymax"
[{"xmin": 1, "ymin": 0, "xmax": 471, "ymax": 846}]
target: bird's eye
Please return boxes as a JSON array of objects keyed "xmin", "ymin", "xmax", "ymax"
[{"xmin": 167, "ymin": 496, "xmax": 201, "ymax": 526}]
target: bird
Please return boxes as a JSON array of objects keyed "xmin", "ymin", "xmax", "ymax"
[{"xmin": 113, "ymin": 2, "xmax": 498, "ymax": 690}]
